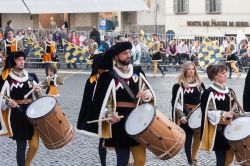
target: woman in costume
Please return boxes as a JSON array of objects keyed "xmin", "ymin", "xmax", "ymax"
[
  {"xmin": 0, "ymin": 51, "xmax": 41, "ymax": 166},
  {"xmin": 200, "ymin": 64, "xmax": 240, "ymax": 166},
  {"xmin": 171, "ymin": 61, "xmax": 205, "ymax": 166}
]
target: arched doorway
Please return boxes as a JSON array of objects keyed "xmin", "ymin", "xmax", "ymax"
[{"xmin": 166, "ymin": 30, "xmax": 175, "ymax": 41}]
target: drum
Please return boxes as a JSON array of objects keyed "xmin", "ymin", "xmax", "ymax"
[
  {"xmin": 125, "ymin": 103, "xmax": 185, "ymax": 160},
  {"xmin": 188, "ymin": 108, "xmax": 202, "ymax": 129},
  {"xmin": 224, "ymin": 117, "xmax": 250, "ymax": 165},
  {"xmin": 26, "ymin": 96, "xmax": 74, "ymax": 150}
]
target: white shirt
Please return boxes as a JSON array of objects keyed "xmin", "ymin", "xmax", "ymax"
[
  {"xmin": 236, "ymin": 30, "xmax": 246, "ymax": 44},
  {"xmin": 132, "ymin": 43, "xmax": 141, "ymax": 54}
]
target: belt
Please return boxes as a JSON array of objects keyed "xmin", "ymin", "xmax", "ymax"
[
  {"xmin": 15, "ymin": 99, "xmax": 33, "ymax": 105},
  {"xmin": 116, "ymin": 102, "xmax": 136, "ymax": 108},
  {"xmin": 184, "ymin": 104, "xmax": 199, "ymax": 110}
]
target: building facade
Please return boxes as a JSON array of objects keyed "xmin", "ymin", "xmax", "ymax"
[
  {"xmin": 1, "ymin": 0, "xmax": 250, "ymax": 36},
  {"xmin": 163, "ymin": 0, "xmax": 250, "ymax": 36}
]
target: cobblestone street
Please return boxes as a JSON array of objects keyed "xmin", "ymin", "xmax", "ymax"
[{"xmin": 0, "ymin": 69, "xmax": 246, "ymax": 166}]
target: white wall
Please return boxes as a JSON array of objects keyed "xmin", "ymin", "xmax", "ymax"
[
  {"xmin": 137, "ymin": 0, "xmax": 165, "ymax": 25},
  {"xmin": 165, "ymin": 0, "xmax": 250, "ymax": 36},
  {"xmin": 70, "ymin": 13, "xmax": 98, "ymax": 30},
  {"xmin": 2, "ymin": 14, "xmax": 33, "ymax": 29},
  {"xmin": 75, "ymin": 13, "xmax": 92, "ymax": 27}
]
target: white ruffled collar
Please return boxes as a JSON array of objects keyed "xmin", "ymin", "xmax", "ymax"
[
  {"xmin": 211, "ymin": 83, "xmax": 229, "ymax": 94},
  {"xmin": 9, "ymin": 69, "xmax": 29, "ymax": 82},
  {"xmin": 113, "ymin": 64, "xmax": 133, "ymax": 79},
  {"xmin": 187, "ymin": 81, "xmax": 199, "ymax": 88}
]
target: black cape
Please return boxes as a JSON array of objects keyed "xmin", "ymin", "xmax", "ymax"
[{"xmin": 243, "ymin": 70, "xmax": 250, "ymax": 112}]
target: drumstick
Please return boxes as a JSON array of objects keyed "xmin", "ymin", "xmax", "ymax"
[
  {"xmin": 136, "ymin": 83, "xmax": 146, "ymax": 108},
  {"xmin": 229, "ymin": 94, "xmax": 232, "ymax": 124},
  {"xmin": 0, "ymin": 93, "xmax": 23, "ymax": 111},
  {"xmin": 87, "ymin": 115, "xmax": 124, "ymax": 124},
  {"xmin": 24, "ymin": 83, "xmax": 43, "ymax": 99}
]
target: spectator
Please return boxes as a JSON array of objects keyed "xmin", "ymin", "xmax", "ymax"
[
  {"xmin": 53, "ymin": 28, "xmax": 62, "ymax": 48},
  {"xmin": 166, "ymin": 40, "xmax": 179, "ymax": 65},
  {"xmin": 178, "ymin": 41, "xmax": 190, "ymax": 64},
  {"xmin": 190, "ymin": 42, "xmax": 199, "ymax": 64},
  {"xmin": 90, "ymin": 26, "xmax": 100, "ymax": 45},
  {"xmin": 26, "ymin": 27, "xmax": 37, "ymax": 41},
  {"xmin": 239, "ymin": 43, "xmax": 249, "ymax": 68},
  {"xmin": 70, "ymin": 31, "xmax": 80, "ymax": 46},
  {"xmin": 236, "ymin": 29, "xmax": 246, "ymax": 56},
  {"xmin": 127, "ymin": 36, "xmax": 133, "ymax": 43},
  {"xmin": 224, "ymin": 37, "xmax": 235, "ymax": 54},
  {"xmin": 4, "ymin": 20, "xmax": 13, "ymax": 39},
  {"xmin": 61, "ymin": 21, "xmax": 69, "ymax": 30},
  {"xmin": 131, "ymin": 38, "xmax": 142, "ymax": 64},
  {"xmin": 25, "ymin": 27, "xmax": 37, "ymax": 54},
  {"xmin": 21, "ymin": 29, "xmax": 26, "ymax": 36},
  {"xmin": 89, "ymin": 36, "xmax": 99, "ymax": 56},
  {"xmin": 16, "ymin": 30, "xmax": 25, "ymax": 42},
  {"xmin": 67, "ymin": 33, "xmax": 72, "ymax": 41},
  {"xmin": 61, "ymin": 28, "xmax": 69, "ymax": 41},
  {"xmin": 79, "ymin": 32, "xmax": 87, "ymax": 47},
  {"xmin": 99, "ymin": 35, "xmax": 110, "ymax": 53},
  {"xmin": 159, "ymin": 41, "xmax": 167, "ymax": 71},
  {"xmin": 112, "ymin": 37, "xmax": 119, "ymax": 45},
  {"xmin": 67, "ymin": 31, "xmax": 79, "ymax": 69}
]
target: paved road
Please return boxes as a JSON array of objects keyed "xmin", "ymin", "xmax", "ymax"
[{"xmin": 0, "ymin": 68, "xmax": 246, "ymax": 166}]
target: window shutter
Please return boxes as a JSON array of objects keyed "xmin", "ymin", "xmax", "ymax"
[
  {"xmin": 184, "ymin": 0, "xmax": 189, "ymax": 13},
  {"xmin": 173, "ymin": 0, "xmax": 178, "ymax": 13},
  {"xmin": 205, "ymin": 0, "xmax": 210, "ymax": 13},
  {"xmin": 216, "ymin": 0, "xmax": 222, "ymax": 13}
]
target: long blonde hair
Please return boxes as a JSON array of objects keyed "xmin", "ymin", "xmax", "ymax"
[{"xmin": 176, "ymin": 61, "xmax": 202, "ymax": 88}]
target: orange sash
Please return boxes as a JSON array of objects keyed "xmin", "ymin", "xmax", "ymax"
[
  {"xmin": 42, "ymin": 53, "xmax": 51, "ymax": 62},
  {"xmin": 50, "ymin": 43, "xmax": 55, "ymax": 53},
  {"xmin": 10, "ymin": 39, "xmax": 17, "ymax": 52},
  {"xmin": 49, "ymin": 86, "xmax": 59, "ymax": 96}
]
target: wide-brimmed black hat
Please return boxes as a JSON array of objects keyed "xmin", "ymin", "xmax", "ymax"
[
  {"xmin": 97, "ymin": 41, "xmax": 132, "ymax": 70},
  {"xmin": 112, "ymin": 41, "xmax": 132, "ymax": 56}
]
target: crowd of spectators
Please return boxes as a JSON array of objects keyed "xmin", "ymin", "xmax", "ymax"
[{"xmin": 0, "ymin": 20, "xmax": 249, "ymax": 71}]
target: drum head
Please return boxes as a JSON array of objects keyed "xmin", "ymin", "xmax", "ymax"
[
  {"xmin": 26, "ymin": 96, "xmax": 56, "ymax": 119},
  {"xmin": 224, "ymin": 117, "xmax": 250, "ymax": 141},
  {"xmin": 188, "ymin": 109, "xmax": 201, "ymax": 129},
  {"xmin": 125, "ymin": 103, "xmax": 155, "ymax": 136}
]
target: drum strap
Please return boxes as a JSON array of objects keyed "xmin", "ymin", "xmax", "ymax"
[{"xmin": 110, "ymin": 70, "xmax": 137, "ymax": 102}]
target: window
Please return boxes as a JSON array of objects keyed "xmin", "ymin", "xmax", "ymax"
[
  {"xmin": 206, "ymin": 0, "xmax": 221, "ymax": 14},
  {"xmin": 173, "ymin": 0, "xmax": 189, "ymax": 14}
]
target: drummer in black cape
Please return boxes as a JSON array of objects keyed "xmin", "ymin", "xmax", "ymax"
[
  {"xmin": 243, "ymin": 68, "xmax": 250, "ymax": 112},
  {"xmin": 200, "ymin": 64, "xmax": 241, "ymax": 166},
  {"xmin": 171, "ymin": 61, "xmax": 205, "ymax": 166},
  {"xmin": 77, "ymin": 41, "xmax": 156, "ymax": 166},
  {"xmin": 0, "ymin": 51, "xmax": 42, "ymax": 166},
  {"xmin": 77, "ymin": 52, "xmax": 109, "ymax": 166}
]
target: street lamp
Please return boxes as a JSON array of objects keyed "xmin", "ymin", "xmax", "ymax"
[{"xmin": 155, "ymin": 0, "xmax": 159, "ymax": 34}]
